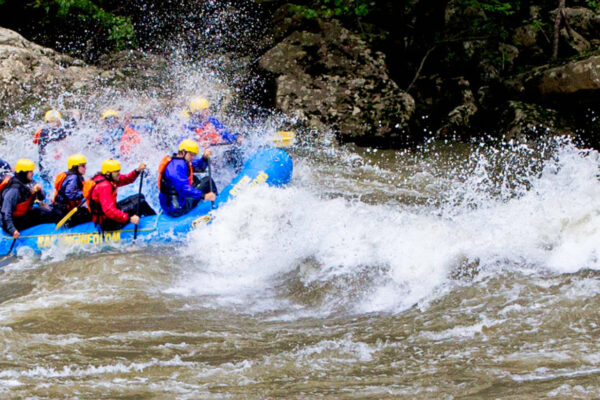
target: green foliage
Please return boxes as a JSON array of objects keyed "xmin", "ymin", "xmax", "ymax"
[
  {"xmin": 290, "ymin": 0, "xmax": 372, "ymax": 20},
  {"xmin": 28, "ymin": 0, "xmax": 136, "ymax": 49},
  {"xmin": 587, "ymin": 0, "xmax": 600, "ymax": 11},
  {"xmin": 442, "ymin": 0, "xmax": 526, "ymax": 72}
]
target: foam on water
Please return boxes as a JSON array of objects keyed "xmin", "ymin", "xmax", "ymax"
[{"xmin": 170, "ymin": 142, "xmax": 600, "ymax": 315}]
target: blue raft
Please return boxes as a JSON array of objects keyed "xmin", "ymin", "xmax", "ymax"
[{"xmin": 0, "ymin": 148, "xmax": 293, "ymax": 254}]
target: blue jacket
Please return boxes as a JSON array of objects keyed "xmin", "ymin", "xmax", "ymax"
[
  {"xmin": 54, "ymin": 173, "xmax": 84, "ymax": 210},
  {"xmin": 181, "ymin": 116, "xmax": 237, "ymax": 143},
  {"xmin": 159, "ymin": 156, "xmax": 209, "ymax": 215},
  {"xmin": 0, "ymin": 159, "xmax": 11, "ymax": 180}
]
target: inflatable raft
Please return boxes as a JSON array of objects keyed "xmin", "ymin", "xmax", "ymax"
[{"xmin": 0, "ymin": 148, "xmax": 293, "ymax": 255}]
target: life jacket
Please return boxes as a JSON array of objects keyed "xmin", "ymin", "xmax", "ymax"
[
  {"xmin": 33, "ymin": 127, "xmax": 67, "ymax": 147},
  {"xmin": 0, "ymin": 176, "xmax": 35, "ymax": 217},
  {"xmin": 33, "ymin": 128, "xmax": 44, "ymax": 145},
  {"xmin": 83, "ymin": 175, "xmax": 109, "ymax": 224},
  {"xmin": 52, "ymin": 171, "xmax": 82, "ymax": 210},
  {"xmin": 157, "ymin": 155, "xmax": 193, "ymax": 195},
  {"xmin": 194, "ymin": 123, "xmax": 221, "ymax": 145},
  {"xmin": 120, "ymin": 125, "xmax": 142, "ymax": 155}
]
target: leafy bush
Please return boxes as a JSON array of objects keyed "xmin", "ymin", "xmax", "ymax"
[
  {"xmin": 29, "ymin": 0, "xmax": 136, "ymax": 49},
  {"xmin": 290, "ymin": 0, "xmax": 372, "ymax": 19}
]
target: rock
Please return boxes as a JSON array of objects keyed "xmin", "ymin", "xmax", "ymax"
[
  {"xmin": 437, "ymin": 77, "xmax": 478, "ymax": 137},
  {"xmin": 559, "ymin": 7, "xmax": 600, "ymax": 38},
  {"xmin": 0, "ymin": 27, "xmax": 104, "ymax": 115},
  {"xmin": 259, "ymin": 20, "xmax": 415, "ymax": 144},
  {"xmin": 97, "ymin": 50, "xmax": 167, "ymax": 78},
  {"xmin": 538, "ymin": 55, "xmax": 600, "ymax": 95},
  {"xmin": 560, "ymin": 26, "xmax": 591, "ymax": 55},
  {"xmin": 498, "ymin": 101, "xmax": 568, "ymax": 140},
  {"xmin": 514, "ymin": 24, "xmax": 539, "ymax": 48}
]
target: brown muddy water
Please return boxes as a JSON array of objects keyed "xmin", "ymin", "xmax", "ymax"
[{"xmin": 1, "ymin": 139, "xmax": 600, "ymax": 399}]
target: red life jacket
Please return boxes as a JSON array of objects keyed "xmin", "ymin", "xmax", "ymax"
[
  {"xmin": 157, "ymin": 155, "xmax": 193, "ymax": 195},
  {"xmin": 52, "ymin": 171, "xmax": 82, "ymax": 210},
  {"xmin": 0, "ymin": 176, "xmax": 35, "ymax": 217},
  {"xmin": 194, "ymin": 123, "xmax": 221, "ymax": 145},
  {"xmin": 120, "ymin": 125, "xmax": 142, "ymax": 155}
]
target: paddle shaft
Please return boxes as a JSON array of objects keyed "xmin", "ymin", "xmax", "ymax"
[
  {"xmin": 55, "ymin": 201, "xmax": 84, "ymax": 230},
  {"xmin": 6, "ymin": 237, "xmax": 16, "ymax": 255},
  {"xmin": 133, "ymin": 171, "xmax": 145, "ymax": 240},
  {"xmin": 207, "ymin": 159, "xmax": 215, "ymax": 210}
]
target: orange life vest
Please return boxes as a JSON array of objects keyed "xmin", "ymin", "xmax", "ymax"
[
  {"xmin": 83, "ymin": 178, "xmax": 99, "ymax": 212},
  {"xmin": 33, "ymin": 128, "xmax": 43, "ymax": 145},
  {"xmin": 120, "ymin": 125, "xmax": 142, "ymax": 155},
  {"xmin": 52, "ymin": 172, "xmax": 67, "ymax": 203},
  {"xmin": 82, "ymin": 175, "xmax": 109, "ymax": 225},
  {"xmin": 194, "ymin": 123, "xmax": 221, "ymax": 145},
  {"xmin": 157, "ymin": 155, "xmax": 193, "ymax": 195},
  {"xmin": 0, "ymin": 176, "xmax": 35, "ymax": 217},
  {"xmin": 52, "ymin": 171, "xmax": 81, "ymax": 210}
]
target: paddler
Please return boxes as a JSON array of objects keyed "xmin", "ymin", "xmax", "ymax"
[
  {"xmin": 84, "ymin": 159, "xmax": 155, "ymax": 231},
  {"xmin": 98, "ymin": 109, "xmax": 153, "ymax": 157},
  {"xmin": 51, "ymin": 154, "xmax": 92, "ymax": 227},
  {"xmin": 34, "ymin": 109, "xmax": 81, "ymax": 177},
  {"xmin": 157, "ymin": 139, "xmax": 217, "ymax": 217},
  {"xmin": 0, "ymin": 159, "xmax": 60, "ymax": 238},
  {"xmin": 181, "ymin": 97, "xmax": 243, "ymax": 171}
]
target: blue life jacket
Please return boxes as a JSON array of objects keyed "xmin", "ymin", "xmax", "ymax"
[{"xmin": 158, "ymin": 156, "xmax": 208, "ymax": 215}]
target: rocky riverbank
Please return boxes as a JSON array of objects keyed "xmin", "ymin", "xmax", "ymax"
[{"xmin": 2, "ymin": 1, "xmax": 600, "ymax": 148}]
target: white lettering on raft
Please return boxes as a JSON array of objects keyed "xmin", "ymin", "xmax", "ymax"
[
  {"xmin": 229, "ymin": 172, "xmax": 269, "ymax": 197},
  {"xmin": 37, "ymin": 231, "xmax": 121, "ymax": 248}
]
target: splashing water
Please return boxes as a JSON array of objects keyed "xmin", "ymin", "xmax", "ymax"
[{"xmin": 1, "ymin": 3, "xmax": 600, "ymax": 395}]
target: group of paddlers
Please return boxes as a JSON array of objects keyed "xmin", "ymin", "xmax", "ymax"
[{"xmin": 0, "ymin": 97, "xmax": 241, "ymax": 238}]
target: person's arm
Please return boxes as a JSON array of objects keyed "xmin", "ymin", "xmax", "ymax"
[
  {"xmin": 95, "ymin": 184, "xmax": 129, "ymax": 223},
  {"xmin": 169, "ymin": 162, "xmax": 204, "ymax": 200},
  {"xmin": 191, "ymin": 157, "xmax": 208, "ymax": 173},
  {"xmin": 64, "ymin": 176, "xmax": 84, "ymax": 202},
  {"xmin": 116, "ymin": 169, "xmax": 140, "ymax": 187},
  {"xmin": 1, "ymin": 190, "xmax": 20, "ymax": 235}
]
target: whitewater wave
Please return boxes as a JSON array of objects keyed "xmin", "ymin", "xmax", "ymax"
[{"xmin": 169, "ymin": 142, "xmax": 600, "ymax": 315}]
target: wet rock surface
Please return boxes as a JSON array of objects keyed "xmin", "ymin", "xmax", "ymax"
[
  {"xmin": 259, "ymin": 20, "xmax": 415, "ymax": 145},
  {"xmin": 0, "ymin": 27, "xmax": 118, "ymax": 116}
]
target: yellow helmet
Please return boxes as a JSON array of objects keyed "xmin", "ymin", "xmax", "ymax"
[
  {"xmin": 189, "ymin": 97, "xmax": 210, "ymax": 113},
  {"xmin": 67, "ymin": 154, "xmax": 87, "ymax": 169},
  {"xmin": 15, "ymin": 158, "xmax": 35, "ymax": 173},
  {"xmin": 179, "ymin": 139, "xmax": 199, "ymax": 154},
  {"xmin": 102, "ymin": 109, "xmax": 120, "ymax": 120},
  {"xmin": 101, "ymin": 159, "xmax": 121, "ymax": 174},
  {"xmin": 44, "ymin": 109, "xmax": 62, "ymax": 123}
]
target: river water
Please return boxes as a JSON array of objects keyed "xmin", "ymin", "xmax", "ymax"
[{"xmin": 1, "ymin": 126, "xmax": 600, "ymax": 398}]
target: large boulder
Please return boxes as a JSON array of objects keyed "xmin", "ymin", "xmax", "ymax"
[
  {"xmin": 558, "ymin": 7, "xmax": 600, "ymax": 38},
  {"xmin": 538, "ymin": 55, "xmax": 600, "ymax": 95},
  {"xmin": 0, "ymin": 27, "xmax": 119, "ymax": 116},
  {"xmin": 259, "ymin": 20, "xmax": 415, "ymax": 144}
]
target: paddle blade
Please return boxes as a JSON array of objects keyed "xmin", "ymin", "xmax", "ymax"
[
  {"xmin": 0, "ymin": 254, "xmax": 16, "ymax": 268},
  {"xmin": 55, "ymin": 207, "xmax": 78, "ymax": 230},
  {"xmin": 273, "ymin": 131, "xmax": 295, "ymax": 147}
]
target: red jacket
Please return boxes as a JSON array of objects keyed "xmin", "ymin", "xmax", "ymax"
[{"xmin": 90, "ymin": 170, "xmax": 139, "ymax": 224}]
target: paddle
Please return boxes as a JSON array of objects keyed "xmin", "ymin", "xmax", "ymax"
[
  {"xmin": 273, "ymin": 130, "xmax": 295, "ymax": 147},
  {"xmin": 207, "ymin": 158, "xmax": 215, "ymax": 210},
  {"xmin": 55, "ymin": 205, "xmax": 81, "ymax": 230},
  {"xmin": 133, "ymin": 170, "xmax": 146, "ymax": 241},
  {"xmin": 0, "ymin": 238, "xmax": 17, "ymax": 268}
]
